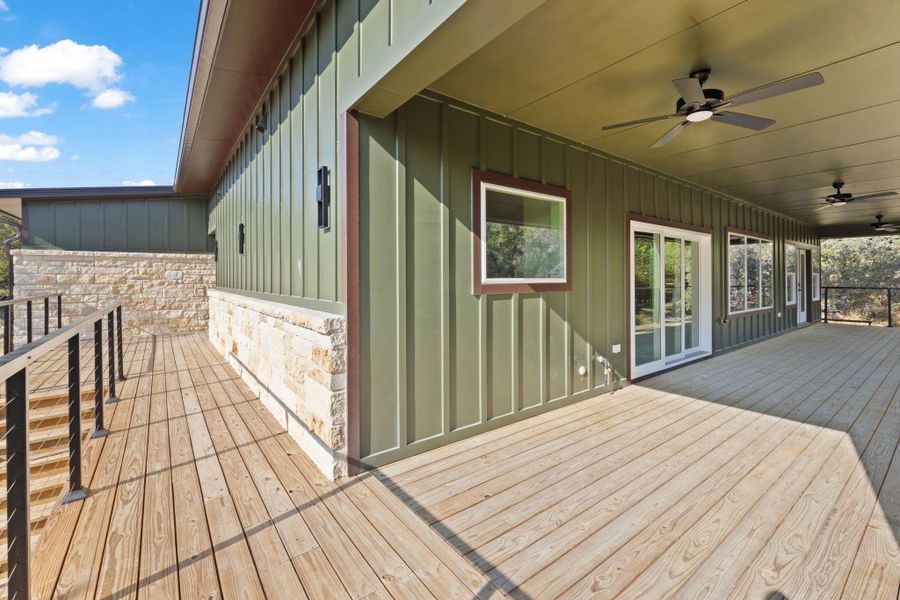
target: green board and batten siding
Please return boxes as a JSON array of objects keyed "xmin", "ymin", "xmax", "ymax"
[
  {"xmin": 23, "ymin": 197, "xmax": 210, "ymax": 253},
  {"xmin": 357, "ymin": 92, "xmax": 819, "ymax": 466},
  {"xmin": 206, "ymin": 0, "xmax": 471, "ymax": 313}
]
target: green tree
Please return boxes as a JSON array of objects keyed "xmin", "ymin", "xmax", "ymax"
[
  {"xmin": 0, "ymin": 222, "xmax": 19, "ymax": 297},
  {"xmin": 821, "ymin": 235, "xmax": 899, "ymax": 325}
]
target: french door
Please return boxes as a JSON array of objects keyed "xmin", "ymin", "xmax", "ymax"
[{"xmin": 630, "ymin": 221, "xmax": 712, "ymax": 378}]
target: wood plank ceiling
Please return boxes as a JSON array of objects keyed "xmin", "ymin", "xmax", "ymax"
[{"xmin": 429, "ymin": 0, "xmax": 900, "ymax": 231}]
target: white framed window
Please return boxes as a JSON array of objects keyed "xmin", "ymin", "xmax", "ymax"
[
  {"xmin": 786, "ymin": 244, "xmax": 797, "ymax": 305},
  {"xmin": 472, "ymin": 170, "xmax": 571, "ymax": 294},
  {"xmin": 728, "ymin": 232, "xmax": 774, "ymax": 314},
  {"xmin": 811, "ymin": 247, "xmax": 821, "ymax": 301}
]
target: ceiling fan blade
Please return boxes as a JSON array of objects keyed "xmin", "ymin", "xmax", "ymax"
[
  {"xmin": 602, "ymin": 113, "xmax": 679, "ymax": 131},
  {"xmin": 851, "ymin": 191, "xmax": 898, "ymax": 202},
  {"xmin": 727, "ymin": 72, "xmax": 824, "ymax": 108},
  {"xmin": 651, "ymin": 121, "xmax": 690, "ymax": 148},
  {"xmin": 711, "ymin": 111, "xmax": 776, "ymax": 131},
  {"xmin": 672, "ymin": 77, "xmax": 705, "ymax": 106},
  {"xmin": 814, "ymin": 204, "xmax": 832, "ymax": 212}
]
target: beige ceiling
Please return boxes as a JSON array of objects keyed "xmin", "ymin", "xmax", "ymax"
[{"xmin": 430, "ymin": 0, "xmax": 900, "ymax": 231}]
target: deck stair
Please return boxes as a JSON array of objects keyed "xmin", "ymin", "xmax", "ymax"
[{"xmin": 0, "ymin": 388, "xmax": 97, "ymax": 578}]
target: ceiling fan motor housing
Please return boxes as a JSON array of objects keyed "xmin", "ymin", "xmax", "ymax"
[{"xmin": 676, "ymin": 88, "xmax": 724, "ymax": 114}]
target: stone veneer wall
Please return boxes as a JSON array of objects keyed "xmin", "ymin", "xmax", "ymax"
[
  {"xmin": 12, "ymin": 249, "xmax": 215, "ymax": 336},
  {"xmin": 207, "ymin": 289, "xmax": 348, "ymax": 479}
]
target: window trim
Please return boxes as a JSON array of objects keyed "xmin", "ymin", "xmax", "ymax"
[
  {"xmin": 472, "ymin": 169, "xmax": 572, "ymax": 295},
  {"xmin": 726, "ymin": 229, "xmax": 775, "ymax": 316},
  {"xmin": 785, "ymin": 243, "xmax": 797, "ymax": 306}
]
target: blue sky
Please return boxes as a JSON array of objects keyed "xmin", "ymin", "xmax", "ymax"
[{"xmin": 0, "ymin": 0, "xmax": 198, "ymax": 189}]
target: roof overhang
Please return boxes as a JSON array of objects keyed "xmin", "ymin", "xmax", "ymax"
[
  {"xmin": 174, "ymin": 0, "xmax": 316, "ymax": 196},
  {"xmin": 0, "ymin": 186, "xmax": 179, "ymax": 201}
]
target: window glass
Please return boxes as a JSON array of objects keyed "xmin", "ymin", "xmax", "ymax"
[
  {"xmin": 812, "ymin": 247, "xmax": 821, "ymax": 301},
  {"xmin": 760, "ymin": 239, "xmax": 773, "ymax": 307},
  {"xmin": 728, "ymin": 234, "xmax": 747, "ymax": 313},
  {"xmin": 484, "ymin": 187, "xmax": 565, "ymax": 281},
  {"xmin": 786, "ymin": 244, "xmax": 797, "ymax": 305},
  {"xmin": 746, "ymin": 238, "xmax": 760, "ymax": 310},
  {"xmin": 729, "ymin": 233, "xmax": 773, "ymax": 314}
]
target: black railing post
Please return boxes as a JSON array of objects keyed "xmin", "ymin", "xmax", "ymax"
[
  {"xmin": 116, "ymin": 306, "xmax": 125, "ymax": 381},
  {"xmin": 26, "ymin": 300, "xmax": 32, "ymax": 344},
  {"xmin": 6, "ymin": 367, "xmax": 30, "ymax": 600},
  {"xmin": 91, "ymin": 319, "xmax": 109, "ymax": 439},
  {"xmin": 823, "ymin": 287, "xmax": 829, "ymax": 323},
  {"xmin": 43, "ymin": 296, "xmax": 49, "ymax": 336},
  {"xmin": 107, "ymin": 312, "xmax": 117, "ymax": 402},
  {"xmin": 57, "ymin": 294, "xmax": 63, "ymax": 329},
  {"xmin": 63, "ymin": 334, "xmax": 88, "ymax": 503},
  {"xmin": 888, "ymin": 289, "xmax": 894, "ymax": 328},
  {"xmin": 3, "ymin": 304, "xmax": 10, "ymax": 354}
]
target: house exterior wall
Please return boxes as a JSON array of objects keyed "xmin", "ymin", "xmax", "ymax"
[
  {"xmin": 12, "ymin": 248, "xmax": 215, "ymax": 336},
  {"xmin": 23, "ymin": 197, "xmax": 210, "ymax": 253},
  {"xmin": 356, "ymin": 91, "xmax": 820, "ymax": 467},
  {"xmin": 208, "ymin": 289, "xmax": 348, "ymax": 478}
]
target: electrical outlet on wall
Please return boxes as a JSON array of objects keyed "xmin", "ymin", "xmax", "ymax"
[{"xmin": 611, "ymin": 344, "xmax": 621, "ymax": 354}]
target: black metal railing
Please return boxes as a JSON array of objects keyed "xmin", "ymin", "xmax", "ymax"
[
  {"xmin": 822, "ymin": 286, "xmax": 896, "ymax": 327},
  {"xmin": 0, "ymin": 294, "xmax": 64, "ymax": 355},
  {"xmin": 2, "ymin": 303, "xmax": 124, "ymax": 600}
]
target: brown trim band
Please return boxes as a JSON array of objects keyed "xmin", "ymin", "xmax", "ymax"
[
  {"xmin": 340, "ymin": 111, "xmax": 361, "ymax": 475},
  {"xmin": 625, "ymin": 213, "xmax": 713, "ymax": 235},
  {"xmin": 471, "ymin": 169, "xmax": 572, "ymax": 295}
]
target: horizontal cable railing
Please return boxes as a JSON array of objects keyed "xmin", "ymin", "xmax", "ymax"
[
  {"xmin": 0, "ymin": 295, "xmax": 64, "ymax": 355},
  {"xmin": 822, "ymin": 286, "xmax": 897, "ymax": 327},
  {"xmin": 1, "ymin": 303, "xmax": 124, "ymax": 600}
]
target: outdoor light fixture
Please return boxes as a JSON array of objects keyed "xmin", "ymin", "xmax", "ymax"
[
  {"xmin": 317, "ymin": 166, "xmax": 331, "ymax": 231},
  {"xmin": 238, "ymin": 223, "xmax": 245, "ymax": 254},
  {"xmin": 686, "ymin": 109, "xmax": 714, "ymax": 122}
]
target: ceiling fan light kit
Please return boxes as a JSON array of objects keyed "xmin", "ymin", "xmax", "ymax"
[
  {"xmin": 815, "ymin": 181, "xmax": 898, "ymax": 210},
  {"xmin": 872, "ymin": 214, "xmax": 899, "ymax": 233},
  {"xmin": 602, "ymin": 69, "xmax": 825, "ymax": 148}
]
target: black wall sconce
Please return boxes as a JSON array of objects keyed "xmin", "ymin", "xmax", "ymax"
[
  {"xmin": 317, "ymin": 166, "xmax": 331, "ymax": 232},
  {"xmin": 238, "ymin": 223, "xmax": 245, "ymax": 254}
]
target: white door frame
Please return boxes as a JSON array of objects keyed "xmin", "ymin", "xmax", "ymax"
[{"xmin": 629, "ymin": 220, "xmax": 713, "ymax": 379}]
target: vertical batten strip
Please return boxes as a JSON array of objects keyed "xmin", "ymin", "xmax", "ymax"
[
  {"xmin": 395, "ymin": 104, "xmax": 408, "ymax": 449},
  {"xmin": 440, "ymin": 101, "xmax": 451, "ymax": 435}
]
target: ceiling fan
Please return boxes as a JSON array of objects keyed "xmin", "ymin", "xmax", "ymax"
[
  {"xmin": 871, "ymin": 214, "xmax": 899, "ymax": 233},
  {"xmin": 602, "ymin": 69, "xmax": 824, "ymax": 148},
  {"xmin": 815, "ymin": 181, "xmax": 898, "ymax": 211}
]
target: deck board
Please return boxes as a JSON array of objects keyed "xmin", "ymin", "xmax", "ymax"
[
  {"xmin": 29, "ymin": 332, "xmax": 499, "ymax": 600},
  {"xmin": 385, "ymin": 324, "xmax": 900, "ymax": 599},
  {"xmin": 24, "ymin": 324, "xmax": 900, "ymax": 599}
]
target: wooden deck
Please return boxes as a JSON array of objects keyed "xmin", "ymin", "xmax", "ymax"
[
  {"xmin": 380, "ymin": 324, "xmax": 900, "ymax": 599},
  {"xmin": 30, "ymin": 333, "xmax": 500, "ymax": 600}
]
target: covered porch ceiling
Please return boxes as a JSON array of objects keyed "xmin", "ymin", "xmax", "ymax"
[{"xmin": 428, "ymin": 0, "xmax": 900, "ymax": 234}]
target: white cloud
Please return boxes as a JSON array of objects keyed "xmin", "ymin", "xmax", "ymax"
[
  {"xmin": 0, "ymin": 40, "xmax": 121, "ymax": 91},
  {"xmin": 69, "ymin": 154, "xmax": 80, "ymax": 161},
  {"xmin": 0, "ymin": 181, "xmax": 27, "ymax": 189},
  {"xmin": 0, "ymin": 40, "xmax": 135, "ymax": 108},
  {"xmin": 0, "ymin": 130, "xmax": 60, "ymax": 162},
  {"xmin": 0, "ymin": 91, "xmax": 53, "ymax": 117},
  {"xmin": 0, "ymin": 2, "xmax": 8, "ymax": 12},
  {"xmin": 0, "ymin": 144, "xmax": 58, "ymax": 162},
  {"xmin": 0, "ymin": 130, "xmax": 59, "ymax": 145},
  {"xmin": 122, "ymin": 179, "xmax": 156, "ymax": 186},
  {"xmin": 91, "ymin": 88, "xmax": 134, "ymax": 109}
]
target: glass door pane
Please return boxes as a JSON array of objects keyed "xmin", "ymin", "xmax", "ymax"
[
  {"xmin": 684, "ymin": 240, "xmax": 700, "ymax": 351},
  {"xmin": 634, "ymin": 232, "xmax": 661, "ymax": 366},
  {"xmin": 664, "ymin": 237, "xmax": 683, "ymax": 357}
]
